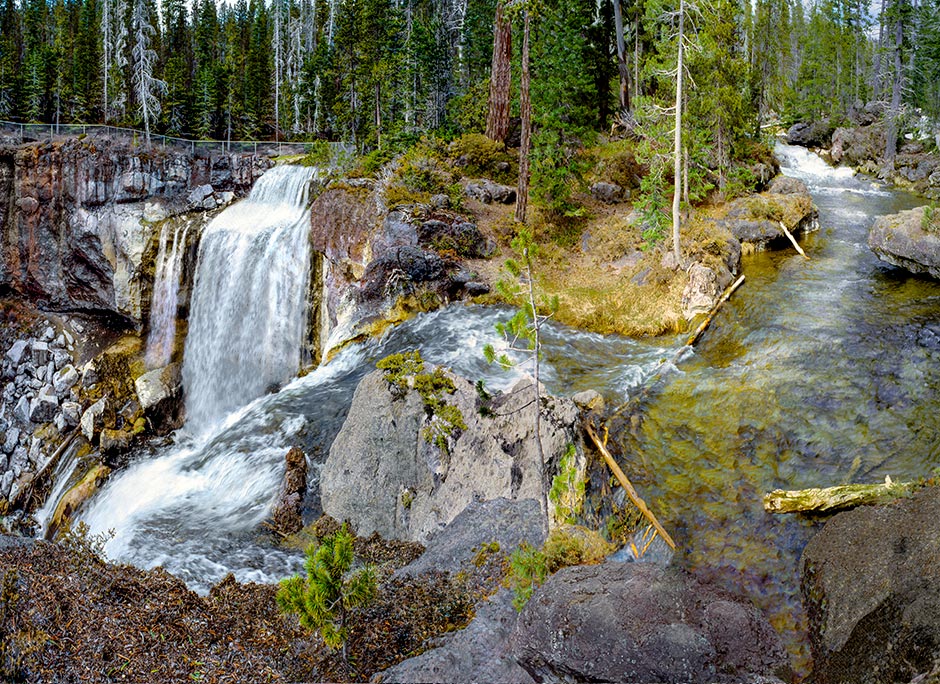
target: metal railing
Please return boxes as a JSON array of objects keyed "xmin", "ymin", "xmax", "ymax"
[{"xmin": 0, "ymin": 120, "xmax": 350, "ymax": 158}]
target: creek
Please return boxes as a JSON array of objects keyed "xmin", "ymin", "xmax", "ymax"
[{"xmin": 77, "ymin": 144, "xmax": 934, "ymax": 670}]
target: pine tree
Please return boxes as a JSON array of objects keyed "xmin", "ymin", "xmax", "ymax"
[
  {"xmin": 131, "ymin": 0, "xmax": 166, "ymax": 144},
  {"xmin": 276, "ymin": 524, "xmax": 376, "ymax": 664}
]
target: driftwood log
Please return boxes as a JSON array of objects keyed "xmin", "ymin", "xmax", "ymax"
[{"xmin": 763, "ymin": 476, "xmax": 919, "ymax": 514}]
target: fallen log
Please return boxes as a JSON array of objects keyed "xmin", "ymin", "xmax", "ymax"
[
  {"xmin": 763, "ymin": 476, "xmax": 919, "ymax": 514},
  {"xmin": 586, "ymin": 424, "xmax": 676, "ymax": 550},
  {"xmin": 779, "ymin": 220, "xmax": 810, "ymax": 260},
  {"xmin": 686, "ymin": 274, "xmax": 746, "ymax": 347}
]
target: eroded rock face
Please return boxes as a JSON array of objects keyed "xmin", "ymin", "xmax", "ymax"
[
  {"xmin": 268, "ymin": 447, "xmax": 307, "ymax": 536},
  {"xmin": 801, "ymin": 487, "xmax": 940, "ymax": 684},
  {"xmin": 831, "ymin": 125, "xmax": 886, "ymax": 167},
  {"xmin": 310, "ymin": 185, "xmax": 495, "ymax": 357},
  {"xmin": 0, "ymin": 140, "xmax": 269, "ymax": 323},
  {"xmin": 510, "ymin": 561, "xmax": 790, "ymax": 684},
  {"xmin": 868, "ymin": 206, "xmax": 940, "ymax": 278},
  {"xmin": 320, "ymin": 368, "xmax": 584, "ymax": 543}
]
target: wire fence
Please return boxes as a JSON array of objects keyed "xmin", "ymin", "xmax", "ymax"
[{"xmin": 0, "ymin": 120, "xmax": 350, "ymax": 158}]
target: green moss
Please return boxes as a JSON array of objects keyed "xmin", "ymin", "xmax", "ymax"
[{"xmin": 376, "ymin": 351, "xmax": 467, "ymax": 453}]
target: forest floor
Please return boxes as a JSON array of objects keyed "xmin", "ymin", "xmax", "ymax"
[{"xmin": 0, "ymin": 522, "xmax": 508, "ymax": 683}]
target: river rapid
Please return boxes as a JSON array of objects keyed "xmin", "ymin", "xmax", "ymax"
[{"xmin": 79, "ymin": 143, "xmax": 935, "ymax": 671}]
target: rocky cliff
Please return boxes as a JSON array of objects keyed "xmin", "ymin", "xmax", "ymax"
[{"xmin": 0, "ymin": 138, "xmax": 271, "ymax": 325}]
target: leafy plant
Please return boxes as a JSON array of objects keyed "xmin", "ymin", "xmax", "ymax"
[
  {"xmin": 508, "ymin": 542, "xmax": 548, "ymax": 610},
  {"xmin": 276, "ymin": 523, "xmax": 377, "ymax": 662}
]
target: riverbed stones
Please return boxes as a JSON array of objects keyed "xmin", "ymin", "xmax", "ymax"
[
  {"xmin": 510, "ymin": 561, "xmax": 790, "ymax": 683},
  {"xmin": 801, "ymin": 486, "xmax": 940, "ymax": 684},
  {"xmin": 868, "ymin": 206, "xmax": 940, "ymax": 278}
]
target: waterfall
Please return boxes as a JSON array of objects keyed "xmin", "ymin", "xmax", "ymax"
[
  {"xmin": 145, "ymin": 220, "xmax": 190, "ymax": 370},
  {"xmin": 182, "ymin": 165, "xmax": 317, "ymax": 436}
]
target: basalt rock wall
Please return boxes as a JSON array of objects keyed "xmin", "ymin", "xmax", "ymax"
[{"xmin": 0, "ymin": 138, "xmax": 270, "ymax": 325}]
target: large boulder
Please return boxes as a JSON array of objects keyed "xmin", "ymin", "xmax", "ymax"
[
  {"xmin": 721, "ymin": 191, "xmax": 817, "ymax": 252},
  {"xmin": 320, "ymin": 368, "xmax": 584, "ymax": 543},
  {"xmin": 133, "ymin": 363, "xmax": 183, "ymax": 433},
  {"xmin": 510, "ymin": 561, "xmax": 790, "ymax": 684},
  {"xmin": 868, "ymin": 206, "xmax": 940, "ymax": 278},
  {"xmin": 831, "ymin": 126, "xmax": 886, "ymax": 166},
  {"xmin": 786, "ymin": 120, "xmax": 835, "ymax": 148},
  {"xmin": 801, "ymin": 487, "xmax": 940, "ymax": 684}
]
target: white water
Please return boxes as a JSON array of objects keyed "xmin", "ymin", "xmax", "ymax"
[
  {"xmin": 181, "ymin": 165, "xmax": 318, "ymax": 436},
  {"xmin": 145, "ymin": 220, "xmax": 190, "ymax": 369}
]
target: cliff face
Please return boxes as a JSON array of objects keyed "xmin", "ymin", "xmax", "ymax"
[{"xmin": 0, "ymin": 138, "xmax": 270, "ymax": 325}]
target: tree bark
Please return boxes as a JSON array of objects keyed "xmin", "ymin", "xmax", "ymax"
[
  {"xmin": 515, "ymin": 9, "xmax": 531, "ymax": 224},
  {"xmin": 612, "ymin": 0, "xmax": 630, "ymax": 113},
  {"xmin": 485, "ymin": 1, "xmax": 512, "ymax": 143},
  {"xmin": 671, "ymin": 0, "xmax": 685, "ymax": 266},
  {"xmin": 885, "ymin": 9, "xmax": 903, "ymax": 162}
]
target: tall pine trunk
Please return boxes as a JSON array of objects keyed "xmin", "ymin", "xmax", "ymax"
[
  {"xmin": 672, "ymin": 0, "xmax": 685, "ymax": 266},
  {"xmin": 486, "ymin": 1, "xmax": 512, "ymax": 143},
  {"xmin": 885, "ymin": 11, "xmax": 903, "ymax": 161},
  {"xmin": 612, "ymin": 0, "xmax": 630, "ymax": 113},
  {"xmin": 515, "ymin": 9, "xmax": 531, "ymax": 225}
]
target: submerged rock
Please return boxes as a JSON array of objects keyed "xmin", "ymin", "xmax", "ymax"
[
  {"xmin": 801, "ymin": 486, "xmax": 940, "ymax": 684},
  {"xmin": 868, "ymin": 206, "xmax": 940, "ymax": 278},
  {"xmin": 268, "ymin": 446, "xmax": 307, "ymax": 536}
]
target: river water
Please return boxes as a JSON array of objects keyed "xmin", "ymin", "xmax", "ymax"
[{"xmin": 79, "ymin": 144, "xmax": 934, "ymax": 671}]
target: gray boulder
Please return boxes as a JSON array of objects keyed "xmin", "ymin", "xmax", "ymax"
[
  {"xmin": 417, "ymin": 220, "xmax": 495, "ymax": 259},
  {"xmin": 801, "ymin": 486, "xmax": 940, "ymax": 684},
  {"xmin": 13, "ymin": 395, "xmax": 30, "ymax": 424},
  {"xmin": 374, "ymin": 589, "xmax": 535, "ymax": 684},
  {"xmin": 396, "ymin": 498, "xmax": 545, "ymax": 579},
  {"xmin": 786, "ymin": 120, "xmax": 835, "ymax": 148},
  {"xmin": 510, "ymin": 561, "xmax": 790, "ymax": 684},
  {"xmin": 465, "ymin": 179, "xmax": 516, "ymax": 204},
  {"xmin": 31, "ymin": 341, "xmax": 50, "ymax": 367},
  {"xmin": 590, "ymin": 181, "xmax": 626, "ymax": 204},
  {"xmin": 61, "ymin": 401, "xmax": 82, "ymax": 427},
  {"xmin": 768, "ymin": 175, "xmax": 808, "ymax": 195},
  {"xmin": 682, "ymin": 262, "xmax": 720, "ymax": 319},
  {"xmin": 320, "ymin": 369, "xmax": 584, "ymax": 543},
  {"xmin": 2, "ymin": 427, "xmax": 19, "ymax": 455},
  {"xmin": 268, "ymin": 446, "xmax": 307, "ymax": 536},
  {"xmin": 869, "ymin": 207, "xmax": 940, "ymax": 278},
  {"xmin": 29, "ymin": 386, "xmax": 59, "ymax": 423}
]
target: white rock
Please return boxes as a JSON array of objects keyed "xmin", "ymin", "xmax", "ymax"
[
  {"xmin": 13, "ymin": 395, "xmax": 30, "ymax": 423},
  {"xmin": 81, "ymin": 397, "xmax": 107, "ymax": 441},
  {"xmin": 5, "ymin": 340, "xmax": 29, "ymax": 365},
  {"xmin": 31, "ymin": 341, "xmax": 50, "ymax": 366},
  {"xmin": 29, "ymin": 387, "xmax": 59, "ymax": 423},
  {"xmin": 53, "ymin": 365, "xmax": 79, "ymax": 396},
  {"xmin": 2, "ymin": 427, "xmax": 19, "ymax": 455},
  {"xmin": 0, "ymin": 470, "xmax": 14, "ymax": 498},
  {"xmin": 135, "ymin": 367, "xmax": 172, "ymax": 411},
  {"xmin": 61, "ymin": 401, "xmax": 82, "ymax": 427}
]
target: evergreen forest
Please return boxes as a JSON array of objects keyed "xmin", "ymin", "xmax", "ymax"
[{"xmin": 0, "ymin": 0, "xmax": 938, "ymax": 153}]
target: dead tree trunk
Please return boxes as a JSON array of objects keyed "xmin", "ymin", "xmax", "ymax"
[
  {"xmin": 671, "ymin": 0, "xmax": 685, "ymax": 266},
  {"xmin": 485, "ymin": 1, "xmax": 512, "ymax": 143}
]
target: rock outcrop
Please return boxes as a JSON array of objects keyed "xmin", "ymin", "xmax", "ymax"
[
  {"xmin": 511, "ymin": 561, "xmax": 791, "ymax": 683},
  {"xmin": 310, "ymin": 184, "xmax": 494, "ymax": 357},
  {"xmin": 268, "ymin": 447, "xmax": 307, "ymax": 536},
  {"xmin": 320, "ymin": 367, "xmax": 585, "ymax": 543},
  {"xmin": 0, "ymin": 139, "xmax": 270, "ymax": 324},
  {"xmin": 720, "ymin": 180, "xmax": 818, "ymax": 253},
  {"xmin": 801, "ymin": 486, "xmax": 940, "ymax": 684},
  {"xmin": 868, "ymin": 206, "xmax": 940, "ymax": 278}
]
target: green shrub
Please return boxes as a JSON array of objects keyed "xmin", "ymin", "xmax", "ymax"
[
  {"xmin": 508, "ymin": 543, "xmax": 548, "ymax": 610},
  {"xmin": 923, "ymin": 203, "xmax": 940, "ymax": 233},
  {"xmin": 276, "ymin": 523, "xmax": 376, "ymax": 659},
  {"xmin": 448, "ymin": 133, "xmax": 506, "ymax": 170}
]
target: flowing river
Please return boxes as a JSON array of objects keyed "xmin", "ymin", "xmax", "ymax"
[{"xmin": 79, "ymin": 143, "xmax": 934, "ymax": 671}]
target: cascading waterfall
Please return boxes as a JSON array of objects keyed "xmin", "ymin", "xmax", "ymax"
[
  {"xmin": 145, "ymin": 220, "xmax": 190, "ymax": 369},
  {"xmin": 182, "ymin": 164, "xmax": 317, "ymax": 436}
]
